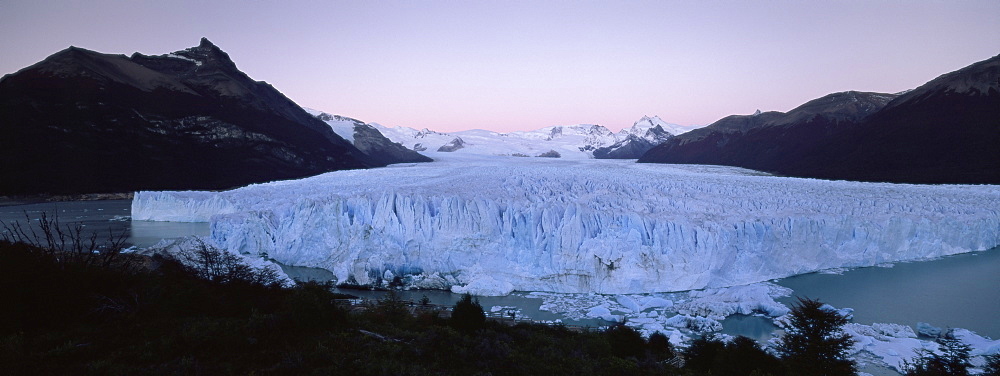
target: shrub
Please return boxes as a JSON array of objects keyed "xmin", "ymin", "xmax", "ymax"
[
  {"xmin": 604, "ymin": 324, "xmax": 646, "ymax": 358},
  {"xmin": 714, "ymin": 336, "xmax": 785, "ymax": 376},
  {"xmin": 451, "ymin": 293, "xmax": 485, "ymax": 332},
  {"xmin": 775, "ymin": 297, "xmax": 855, "ymax": 375},
  {"xmin": 646, "ymin": 331, "xmax": 673, "ymax": 360}
]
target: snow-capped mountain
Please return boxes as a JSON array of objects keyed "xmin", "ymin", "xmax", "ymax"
[
  {"xmin": 593, "ymin": 116, "xmax": 682, "ymax": 158},
  {"xmin": 304, "ymin": 109, "xmax": 432, "ymax": 165},
  {"xmin": 622, "ymin": 115, "xmax": 692, "ymax": 138},
  {"xmin": 364, "ymin": 116, "xmax": 699, "ymax": 159}
]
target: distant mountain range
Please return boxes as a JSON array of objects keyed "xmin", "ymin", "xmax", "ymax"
[
  {"xmin": 639, "ymin": 54, "xmax": 1000, "ymax": 184},
  {"xmin": 330, "ymin": 115, "xmax": 701, "ymax": 159},
  {"xmin": 0, "ymin": 38, "xmax": 426, "ymax": 195}
]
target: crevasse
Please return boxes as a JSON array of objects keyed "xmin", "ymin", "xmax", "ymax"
[{"xmin": 132, "ymin": 156, "xmax": 1000, "ymax": 294}]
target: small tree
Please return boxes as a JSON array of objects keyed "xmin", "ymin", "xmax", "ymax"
[
  {"xmin": 683, "ymin": 336, "xmax": 726, "ymax": 372},
  {"xmin": 775, "ymin": 297, "xmax": 855, "ymax": 375},
  {"xmin": 715, "ymin": 336, "xmax": 785, "ymax": 376},
  {"xmin": 904, "ymin": 329, "xmax": 972, "ymax": 376},
  {"xmin": 646, "ymin": 331, "xmax": 673, "ymax": 361},
  {"xmin": 604, "ymin": 324, "xmax": 646, "ymax": 358},
  {"xmin": 374, "ymin": 289, "xmax": 409, "ymax": 324},
  {"xmin": 451, "ymin": 293, "xmax": 485, "ymax": 332}
]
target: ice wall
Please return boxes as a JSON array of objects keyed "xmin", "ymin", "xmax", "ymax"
[{"xmin": 133, "ymin": 155, "xmax": 1000, "ymax": 294}]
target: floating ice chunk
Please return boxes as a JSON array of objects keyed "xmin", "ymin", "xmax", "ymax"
[
  {"xmin": 639, "ymin": 297, "xmax": 673, "ymax": 310},
  {"xmin": 616, "ymin": 295, "xmax": 641, "ymax": 313},
  {"xmin": 951, "ymin": 328, "xmax": 1000, "ymax": 357},
  {"xmin": 451, "ymin": 275, "xmax": 515, "ymax": 296},
  {"xmin": 676, "ymin": 283, "xmax": 791, "ymax": 320},
  {"xmin": 916, "ymin": 322, "xmax": 942, "ymax": 338},
  {"xmin": 871, "ymin": 323, "xmax": 917, "ymax": 339},
  {"xmin": 819, "ymin": 304, "xmax": 855, "ymax": 320},
  {"xmin": 664, "ymin": 314, "xmax": 722, "ymax": 332},
  {"xmin": 585, "ymin": 305, "xmax": 622, "ymax": 322},
  {"xmin": 842, "ymin": 322, "xmax": 925, "ymax": 372}
]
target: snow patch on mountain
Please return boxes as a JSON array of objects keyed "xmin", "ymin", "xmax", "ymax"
[
  {"xmin": 304, "ymin": 108, "xmax": 360, "ymax": 143},
  {"xmin": 369, "ymin": 117, "xmax": 701, "ymax": 159}
]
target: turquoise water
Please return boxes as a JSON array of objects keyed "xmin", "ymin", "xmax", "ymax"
[{"xmin": 776, "ymin": 246, "xmax": 1000, "ymax": 339}]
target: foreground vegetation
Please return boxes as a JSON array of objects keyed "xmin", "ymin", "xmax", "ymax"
[
  {"xmin": 4, "ymin": 229, "xmax": 993, "ymax": 375},
  {"xmin": 1, "ymin": 238, "xmax": 685, "ymax": 375}
]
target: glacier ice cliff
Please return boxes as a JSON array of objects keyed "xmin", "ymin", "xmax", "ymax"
[{"xmin": 133, "ymin": 155, "xmax": 1000, "ymax": 294}]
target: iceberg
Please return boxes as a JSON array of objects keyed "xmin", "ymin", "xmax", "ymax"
[{"xmin": 133, "ymin": 155, "xmax": 1000, "ymax": 294}]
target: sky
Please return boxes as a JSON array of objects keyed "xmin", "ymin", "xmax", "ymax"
[{"xmin": 2, "ymin": 1, "xmax": 998, "ymax": 133}]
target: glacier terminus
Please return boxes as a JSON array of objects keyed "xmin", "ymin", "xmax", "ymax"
[{"xmin": 132, "ymin": 154, "xmax": 1000, "ymax": 296}]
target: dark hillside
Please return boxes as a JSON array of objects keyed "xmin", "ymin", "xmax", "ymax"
[{"xmin": 0, "ymin": 39, "xmax": 372, "ymax": 195}]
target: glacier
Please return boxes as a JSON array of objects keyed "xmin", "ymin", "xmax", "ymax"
[{"xmin": 132, "ymin": 154, "xmax": 1000, "ymax": 294}]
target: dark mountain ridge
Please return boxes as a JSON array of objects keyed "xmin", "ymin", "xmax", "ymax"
[
  {"xmin": 639, "ymin": 91, "xmax": 897, "ymax": 173},
  {"xmin": 0, "ymin": 39, "xmax": 382, "ymax": 195},
  {"xmin": 639, "ymin": 54, "xmax": 1000, "ymax": 184}
]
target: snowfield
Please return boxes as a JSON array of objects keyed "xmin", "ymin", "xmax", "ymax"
[{"xmin": 132, "ymin": 154, "xmax": 1000, "ymax": 295}]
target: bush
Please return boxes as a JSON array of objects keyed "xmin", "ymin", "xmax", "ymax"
[
  {"xmin": 714, "ymin": 336, "xmax": 784, "ymax": 376},
  {"xmin": 775, "ymin": 297, "xmax": 855, "ymax": 375},
  {"xmin": 646, "ymin": 331, "xmax": 673, "ymax": 360},
  {"xmin": 604, "ymin": 324, "xmax": 646, "ymax": 358},
  {"xmin": 684, "ymin": 336, "xmax": 726, "ymax": 372},
  {"xmin": 451, "ymin": 293, "xmax": 485, "ymax": 332},
  {"xmin": 159, "ymin": 239, "xmax": 283, "ymax": 287}
]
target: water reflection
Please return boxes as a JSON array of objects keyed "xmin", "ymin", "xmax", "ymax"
[
  {"xmin": 0, "ymin": 199, "xmax": 209, "ymax": 248},
  {"xmin": 776, "ymin": 246, "xmax": 1000, "ymax": 339}
]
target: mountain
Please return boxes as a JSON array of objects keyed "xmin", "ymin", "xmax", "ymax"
[
  {"xmin": 592, "ymin": 116, "xmax": 679, "ymax": 158},
  {"xmin": 0, "ymin": 38, "xmax": 375, "ymax": 195},
  {"xmin": 638, "ymin": 91, "xmax": 897, "ymax": 172},
  {"xmin": 307, "ymin": 109, "xmax": 432, "ymax": 165},
  {"xmin": 785, "ymin": 54, "xmax": 1000, "ymax": 184},
  {"xmin": 640, "ymin": 54, "xmax": 1000, "ymax": 184},
  {"xmin": 371, "ymin": 116, "xmax": 699, "ymax": 159}
]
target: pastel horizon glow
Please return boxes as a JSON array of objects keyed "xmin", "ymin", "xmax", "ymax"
[{"xmin": 2, "ymin": 1, "xmax": 998, "ymax": 132}]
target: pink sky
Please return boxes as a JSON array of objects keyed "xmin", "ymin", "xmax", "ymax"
[{"xmin": 2, "ymin": 1, "xmax": 998, "ymax": 132}]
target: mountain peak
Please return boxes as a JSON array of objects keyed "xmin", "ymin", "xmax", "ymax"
[
  {"xmin": 170, "ymin": 38, "xmax": 237, "ymax": 71},
  {"xmin": 199, "ymin": 37, "xmax": 215, "ymax": 49}
]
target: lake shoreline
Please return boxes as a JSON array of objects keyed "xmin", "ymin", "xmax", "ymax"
[{"xmin": 0, "ymin": 192, "xmax": 134, "ymax": 207}]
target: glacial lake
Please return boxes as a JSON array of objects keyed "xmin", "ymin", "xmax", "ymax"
[{"xmin": 2, "ymin": 199, "xmax": 997, "ymax": 340}]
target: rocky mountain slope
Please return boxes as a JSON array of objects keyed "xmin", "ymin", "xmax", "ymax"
[
  {"xmin": 0, "ymin": 39, "xmax": 377, "ymax": 195},
  {"xmin": 592, "ymin": 116, "xmax": 677, "ymax": 158},
  {"xmin": 308, "ymin": 110, "xmax": 432, "ymax": 165},
  {"xmin": 640, "ymin": 53, "xmax": 1000, "ymax": 184}
]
